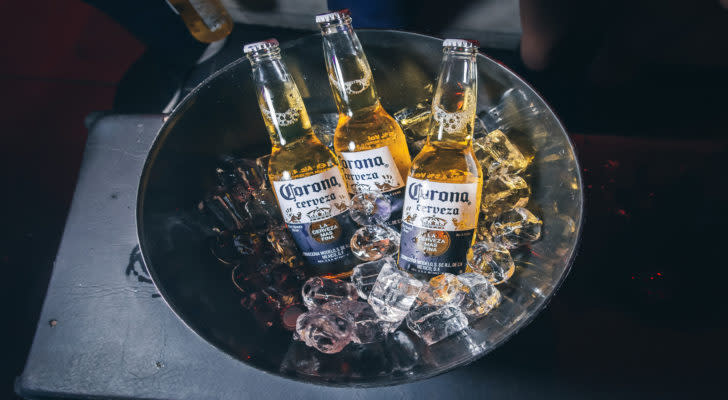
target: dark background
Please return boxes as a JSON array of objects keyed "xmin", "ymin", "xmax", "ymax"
[
  {"xmin": 2, "ymin": 0, "xmax": 727, "ymax": 398},
  {"xmin": 0, "ymin": 2, "xmax": 145, "ymax": 399}
]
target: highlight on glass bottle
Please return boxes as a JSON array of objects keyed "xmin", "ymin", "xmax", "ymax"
[
  {"xmin": 399, "ymin": 38, "xmax": 483, "ymax": 278},
  {"xmin": 243, "ymin": 39, "xmax": 358, "ymax": 275},
  {"xmin": 316, "ymin": 9, "xmax": 412, "ymax": 227}
]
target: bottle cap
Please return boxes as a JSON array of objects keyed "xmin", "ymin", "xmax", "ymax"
[
  {"xmin": 243, "ymin": 39, "xmax": 279, "ymax": 54},
  {"xmin": 315, "ymin": 9, "xmax": 351, "ymax": 24},
  {"xmin": 443, "ymin": 39, "xmax": 480, "ymax": 49}
]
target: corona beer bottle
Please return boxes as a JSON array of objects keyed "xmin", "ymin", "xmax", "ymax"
[
  {"xmin": 316, "ymin": 10, "xmax": 412, "ymax": 227},
  {"xmin": 167, "ymin": 0, "xmax": 233, "ymax": 43},
  {"xmin": 244, "ymin": 39, "xmax": 357, "ymax": 275},
  {"xmin": 399, "ymin": 39, "xmax": 483, "ymax": 278}
]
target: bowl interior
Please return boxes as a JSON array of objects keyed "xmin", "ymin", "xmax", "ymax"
[{"xmin": 137, "ymin": 30, "xmax": 583, "ymax": 387}]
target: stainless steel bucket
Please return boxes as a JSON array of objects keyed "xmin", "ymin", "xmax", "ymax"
[{"xmin": 137, "ymin": 30, "xmax": 583, "ymax": 387}]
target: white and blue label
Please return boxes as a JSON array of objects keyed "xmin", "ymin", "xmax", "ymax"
[
  {"xmin": 399, "ymin": 178, "xmax": 479, "ymax": 275},
  {"xmin": 339, "ymin": 146, "xmax": 405, "ymax": 225},
  {"xmin": 272, "ymin": 167, "xmax": 355, "ymax": 266}
]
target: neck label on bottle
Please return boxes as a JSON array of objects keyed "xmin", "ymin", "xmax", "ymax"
[
  {"xmin": 399, "ymin": 177, "xmax": 479, "ymax": 275},
  {"xmin": 272, "ymin": 167, "xmax": 355, "ymax": 265},
  {"xmin": 339, "ymin": 147, "xmax": 404, "ymax": 193}
]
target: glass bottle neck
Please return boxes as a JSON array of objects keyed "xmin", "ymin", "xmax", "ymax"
[
  {"xmin": 320, "ymin": 22, "xmax": 379, "ymax": 116},
  {"xmin": 249, "ymin": 53, "xmax": 314, "ymax": 148},
  {"xmin": 428, "ymin": 49, "xmax": 478, "ymax": 149}
]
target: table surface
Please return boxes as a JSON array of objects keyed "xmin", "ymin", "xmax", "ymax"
[{"xmin": 16, "ymin": 115, "xmax": 728, "ymax": 399}]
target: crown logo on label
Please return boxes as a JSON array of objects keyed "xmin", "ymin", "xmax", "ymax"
[
  {"xmin": 307, "ymin": 207, "xmax": 332, "ymax": 221},
  {"xmin": 421, "ymin": 216, "xmax": 447, "ymax": 229}
]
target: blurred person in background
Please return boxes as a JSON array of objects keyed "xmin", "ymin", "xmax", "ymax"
[{"xmin": 85, "ymin": 0, "xmax": 727, "ymax": 85}]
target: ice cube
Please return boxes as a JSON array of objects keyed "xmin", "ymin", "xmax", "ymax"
[
  {"xmin": 474, "ymin": 129, "xmax": 528, "ymax": 175},
  {"xmin": 252, "ymin": 187, "xmax": 284, "ymax": 223},
  {"xmin": 408, "ymin": 138, "xmax": 427, "ymax": 156},
  {"xmin": 203, "ymin": 191, "xmax": 245, "ymax": 231},
  {"xmin": 482, "ymin": 88, "xmax": 544, "ymax": 154},
  {"xmin": 474, "ymin": 213, "xmax": 494, "ymax": 243},
  {"xmin": 490, "ymin": 88, "xmax": 541, "ymax": 130},
  {"xmin": 280, "ymin": 341, "xmax": 321, "ymax": 375},
  {"xmin": 320, "ymin": 300, "xmax": 398, "ymax": 344},
  {"xmin": 466, "ymin": 241, "xmax": 515, "ymax": 284},
  {"xmin": 266, "ymin": 227, "xmax": 301, "ymax": 267},
  {"xmin": 255, "ymin": 154, "xmax": 271, "ymax": 189},
  {"xmin": 228, "ymin": 158, "xmax": 265, "ymax": 191},
  {"xmin": 240, "ymin": 291, "xmax": 279, "ymax": 330},
  {"xmin": 385, "ymin": 330, "xmax": 420, "ymax": 372},
  {"xmin": 351, "ymin": 257, "xmax": 393, "ymax": 299},
  {"xmin": 244, "ymin": 199, "xmax": 271, "ymax": 232},
  {"xmin": 394, "ymin": 102, "xmax": 431, "ymax": 141},
  {"xmin": 472, "ymin": 113, "xmax": 490, "ymax": 139},
  {"xmin": 310, "ymin": 112, "xmax": 338, "ymax": 149},
  {"xmin": 301, "ymin": 277, "xmax": 358, "ymax": 309},
  {"xmin": 313, "ymin": 128, "xmax": 334, "ymax": 150},
  {"xmin": 350, "ymin": 224, "xmax": 400, "ymax": 262},
  {"xmin": 344, "ymin": 342, "xmax": 394, "ymax": 377},
  {"xmin": 349, "ymin": 191, "xmax": 392, "ymax": 226},
  {"xmin": 481, "ymin": 174, "xmax": 530, "ymax": 219},
  {"xmin": 263, "ymin": 285, "xmax": 299, "ymax": 308},
  {"xmin": 418, "ymin": 273, "xmax": 465, "ymax": 306},
  {"xmin": 245, "ymin": 189, "xmax": 285, "ymax": 232},
  {"xmin": 208, "ymin": 231, "xmax": 239, "ymax": 265},
  {"xmin": 231, "ymin": 231, "xmax": 264, "ymax": 258},
  {"xmin": 264, "ymin": 262, "xmax": 306, "ymax": 294},
  {"xmin": 406, "ymin": 303, "xmax": 468, "ymax": 345},
  {"xmin": 232, "ymin": 266, "xmax": 266, "ymax": 294},
  {"xmin": 295, "ymin": 311, "xmax": 353, "ymax": 354},
  {"xmin": 490, "ymin": 207, "xmax": 543, "ymax": 249},
  {"xmin": 368, "ymin": 262, "xmax": 424, "ymax": 323},
  {"xmin": 456, "ymin": 272, "xmax": 501, "ymax": 319}
]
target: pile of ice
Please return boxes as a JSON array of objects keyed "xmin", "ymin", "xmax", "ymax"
[{"xmin": 295, "ymin": 258, "xmax": 506, "ymax": 352}]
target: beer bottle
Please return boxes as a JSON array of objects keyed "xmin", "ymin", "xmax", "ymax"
[
  {"xmin": 244, "ymin": 39, "xmax": 357, "ymax": 275},
  {"xmin": 167, "ymin": 0, "xmax": 233, "ymax": 43},
  {"xmin": 399, "ymin": 39, "xmax": 484, "ymax": 278},
  {"xmin": 316, "ymin": 10, "xmax": 412, "ymax": 227}
]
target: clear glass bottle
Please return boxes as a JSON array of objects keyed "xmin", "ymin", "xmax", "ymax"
[
  {"xmin": 244, "ymin": 39, "xmax": 357, "ymax": 275},
  {"xmin": 167, "ymin": 0, "xmax": 233, "ymax": 43},
  {"xmin": 316, "ymin": 10, "xmax": 412, "ymax": 227},
  {"xmin": 399, "ymin": 39, "xmax": 484, "ymax": 278}
]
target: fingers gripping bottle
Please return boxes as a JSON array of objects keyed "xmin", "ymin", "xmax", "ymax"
[
  {"xmin": 399, "ymin": 39, "xmax": 484, "ymax": 278},
  {"xmin": 316, "ymin": 10, "xmax": 412, "ymax": 227},
  {"xmin": 244, "ymin": 39, "xmax": 357, "ymax": 275}
]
